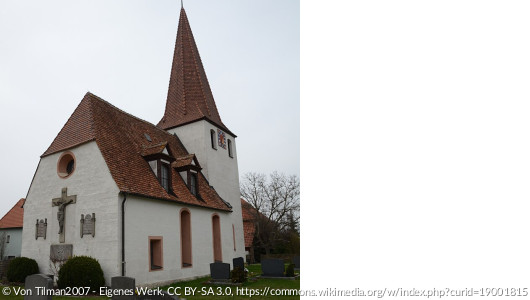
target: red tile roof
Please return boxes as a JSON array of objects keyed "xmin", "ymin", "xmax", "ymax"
[
  {"xmin": 141, "ymin": 142, "xmax": 168, "ymax": 157},
  {"xmin": 173, "ymin": 154, "xmax": 197, "ymax": 168},
  {"xmin": 241, "ymin": 198, "xmax": 255, "ymax": 221},
  {"xmin": 42, "ymin": 92, "xmax": 231, "ymax": 212},
  {"xmin": 0, "ymin": 199, "xmax": 24, "ymax": 229},
  {"xmin": 241, "ymin": 198, "xmax": 256, "ymax": 248},
  {"xmin": 157, "ymin": 8, "xmax": 235, "ymax": 136},
  {"xmin": 243, "ymin": 221, "xmax": 255, "ymax": 248}
]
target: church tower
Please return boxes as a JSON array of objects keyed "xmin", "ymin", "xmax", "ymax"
[{"xmin": 158, "ymin": 7, "xmax": 245, "ymax": 258}]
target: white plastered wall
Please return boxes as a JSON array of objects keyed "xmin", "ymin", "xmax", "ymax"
[
  {"xmin": 0, "ymin": 228, "xmax": 22, "ymax": 258},
  {"xmin": 123, "ymin": 194, "xmax": 234, "ymax": 286},
  {"xmin": 169, "ymin": 120, "xmax": 246, "ymax": 265},
  {"xmin": 21, "ymin": 141, "xmax": 121, "ymax": 284}
]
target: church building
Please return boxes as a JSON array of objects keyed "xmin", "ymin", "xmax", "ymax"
[{"xmin": 21, "ymin": 6, "xmax": 245, "ymax": 286}]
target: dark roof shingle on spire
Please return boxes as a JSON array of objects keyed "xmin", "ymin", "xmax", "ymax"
[
  {"xmin": 42, "ymin": 92, "xmax": 231, "ymax": 212},
  {"xmin": 157, "ymin": 8, "xmax": 235, "ymax": 136}
]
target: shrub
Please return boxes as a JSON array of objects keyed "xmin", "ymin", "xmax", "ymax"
[
  {"xmin": 231, "ymin": 266, "xmax": 247, "ymax": 283},
  {"xmin": 57, "ymin": 256, "xmax": 104, "ymax": 290},
  {"xmin": 6, "ymin": 257, "xmax": 39, "ymax": 283},
  {"xmin": 285, "ymin": 263, "xmax": 295, "ymax": 277}
]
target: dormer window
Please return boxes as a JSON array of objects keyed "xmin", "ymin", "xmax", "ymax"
[
  {"xmin": 141, "ymin": 142, "xmax": 175, "ymax": 193},
  {"xmin": 189, "ymin": 172, "xmax": 198, "ymax": 196},
  {"xmin": 160, "ymin": 163, "xmax": 170, "ymax": 191},
  {"xmin": 148, "ymin": 159, "xmax": 172, "ymax": 192},
  {"xmin": 174, "ymin": 154, "xmax": 203, "ymax": 198}
]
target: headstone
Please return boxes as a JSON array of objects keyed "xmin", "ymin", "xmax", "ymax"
[
  {"xmin": 111, "ymin": 276, "xmax": 136, "ymax": 300},
  {"xmin": 261, "ymin": 259, "xmax": 284, "ymax": 277},
  {"xmin": 81, "ymin": 213, "xmax": 96, "ymax": 238},
  {"xmin": 233, "ymin": 257, "xmax": 244, "ymax": 271},
  {"xmin": 293, "ymin": 256, "xmax": 300, "ymax": 269},
  {"xmin": 210, "ymin": 262, "xmax": 230, "ymax": 281},
  {"xmin": 50, "ymin": 244, "xmax": 73, "ymax": 262},
  {"xmin": 35, "ymin": 219, "xmax": 47, "ymax": 240},
  {"xmin": 25, "ymin": 274, "xmax": 53, "ymax": 300}
]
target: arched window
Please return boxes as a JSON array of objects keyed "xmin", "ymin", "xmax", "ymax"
[
  {"xmin": 212, "ymin": 214, "xmax": 222, "ymax": 262},
  {"xmin": 181, "ymin": 209, "xmax": 192, "ymax": 267},
  {"xmin": 210, "ymin": 129, "xmax": 217, "ymax": 150},
  {"xmin": 227, "ymin": 139, "xmax": 233, "ymax": 158}
]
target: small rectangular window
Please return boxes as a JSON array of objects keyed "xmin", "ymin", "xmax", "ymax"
[
  {"xmin": 228, "ymin": 140, "xmax": 233, "ymax": 158},
  {"xmin": 211, "ymin": 130, "xmax": 217, "ymax": 150},
  {"xmin": 149, "ymin": 237, "xmax": 163, "ymax": 271},
  {"xmin": 6, "ymin": 235, "xmax": 10, "ymax": 243}
]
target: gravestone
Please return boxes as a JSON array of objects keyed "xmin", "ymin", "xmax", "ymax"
[
  {"xmin": 210, "ymin": 262, "xmax": 230, "ymax": 281},
  {"xmin": 80, "ymin": 213, "xmax": 96, "ymax": 238},
  {"xmin": 25, "ymin": 274, "xmax": 53, "ymax": 300},
  {"xmin": 35, "ymin": 219, "xmax": 47, "ymax": 240},
  {"xmin": 50, "ymin": 244, "xmax": 73, "ymax": 262},
  {"xmin": 293, "ymin": 256, "xmax": 300, "ymax": 269},
  {"xmin": 111, "ymin": 276, "xmax": 135, "ymax": 300},
  {"xmin": 261, "ymin": 259, "xmax": 284, "ymax": 277},
  {"xmin": 233, "ymin": 257, "xmax": 244, "ymax": 271}
]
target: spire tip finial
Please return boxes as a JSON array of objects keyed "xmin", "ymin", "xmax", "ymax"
[{"xmin": 181, "ymin": 0, "xmax": 183, "ymax": 8}]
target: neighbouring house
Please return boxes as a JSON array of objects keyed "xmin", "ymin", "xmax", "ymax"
[
  {"xmin": 0, "ymin": 198, "xmax": 24, "ymax": 259},
  {"xmin": 21, "ymin": 6, "xmax": 245, "ymax": 286},
  {"xmin": 241, "ymin": 198, "xmax": 256, "ymax": 263}
]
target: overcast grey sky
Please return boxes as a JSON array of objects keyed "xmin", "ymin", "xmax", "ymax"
[{"xmin": 0, "ymin": 0, "xmax": 299, "ymax": 216}]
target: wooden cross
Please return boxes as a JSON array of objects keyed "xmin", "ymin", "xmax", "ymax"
[{"xmin": 52, "ymin": 188, "xmax": 76, "ymax": 243}]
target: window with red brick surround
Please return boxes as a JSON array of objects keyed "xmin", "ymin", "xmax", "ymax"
[
  {"xmin": 212, "ymin": 214, "xmax": 222, "ymax": 262},
  {"xmin": 180, "ymin": 209, "xmax": 192, "ymax": 267},
  {"xmin": 149, "ymin": 236, "xmax": 163, "ymax": 271}
]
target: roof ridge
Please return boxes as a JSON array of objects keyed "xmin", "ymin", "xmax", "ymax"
[
  {"xmin": 86, "ymin": 92, "xmax": 177, "ymax": 138},
  {"xmin": 184, "ymin": 11, "xmax": 212, "ymax": 118}
]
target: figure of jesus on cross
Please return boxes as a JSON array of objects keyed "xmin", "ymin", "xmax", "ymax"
[{"xmin": 52, "ymin": 188, "xmax": 76, "ymax": 243}]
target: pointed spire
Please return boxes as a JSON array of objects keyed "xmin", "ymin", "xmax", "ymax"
[{"xmin": 158, "ymin": 7, "xmax": 234, "ymax": 136}]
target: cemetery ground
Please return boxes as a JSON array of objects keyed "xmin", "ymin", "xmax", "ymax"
[{"xmin": 0, "ymin": 264, "xmax": 300, "ymax": 300}]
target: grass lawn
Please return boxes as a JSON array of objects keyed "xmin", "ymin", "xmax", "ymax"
[
  {"xmin": 162, "ymin": 264, "xmax": 300, "ymax": 299},
  {"xmin": 0, "ymin": 264, "xmax": 300, "ymax": 300}
]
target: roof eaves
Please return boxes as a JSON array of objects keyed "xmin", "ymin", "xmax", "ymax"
[{"xmin": 124, "ymin": 191, "xmax": 232, "ymax": 212}]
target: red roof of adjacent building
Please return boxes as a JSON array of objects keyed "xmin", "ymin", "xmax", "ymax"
[
  {"xmin": 157, "ymin": 8, "xmax": 234, "ymax": 136},
  {"xmin": 42, "ymin": 92, "xmax": 231, "ymax": 212},
  {"xmin": 241, "ymin": 198, "xmax": 256, "ymax": 248},
  {"xmin": 0, "ymin": 199, "xmax": 24, "ymax": 229}
]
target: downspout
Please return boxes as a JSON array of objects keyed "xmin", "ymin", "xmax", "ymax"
[{"xmin": 121, "ymin": 192, "xmax": 127, "ymax": 276}]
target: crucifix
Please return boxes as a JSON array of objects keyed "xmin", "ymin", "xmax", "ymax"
[{"xmin": 52, "ymin": 188, "xmax": 77, "ymax": 243}]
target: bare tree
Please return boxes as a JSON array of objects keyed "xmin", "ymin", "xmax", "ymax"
[{"xmin": 240, "ymin": 172, "xmax": 300, "ymax": 256}]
